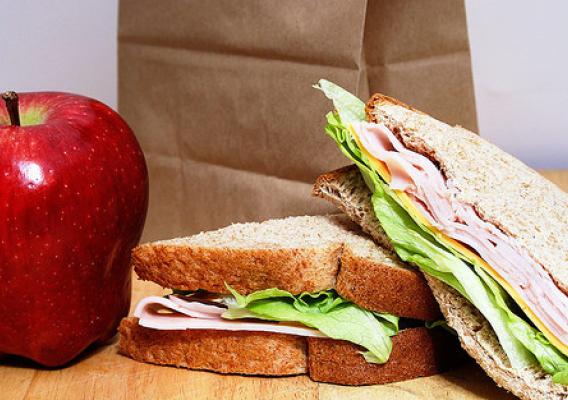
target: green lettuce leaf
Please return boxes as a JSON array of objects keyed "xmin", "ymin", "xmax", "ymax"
[
  {"xmin": 223, "ymin": 285, "xmax": 398, "ymax": 364},
  {"xmin": 316, "ymin": 79, "xmax": 568, "ymax": 384},
  {"xmin": 370, "ymin": 182, "xmax": 534, "ymax": 369},
  {"xmin": 425, "ymin": 320, "xmax": 456, "ymax": 335},
  {"xmin": 476, "ymin": 267, "xmax": 568, "ymax": 376},
  {"xmin": 554, "ymin": 369, "xmax": 568, "ymax": 385},
  {"xmin": 314, "ymin": 79, "xmax": 366, "ymax": 126}
]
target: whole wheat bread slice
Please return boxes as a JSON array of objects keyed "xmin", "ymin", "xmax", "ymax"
[
  {"xmin": 308, "ymin": 327, "xmax": 456, "ymax": 385},
  {"xmin": 119, "ymin": 317, "xmax": 457, "ymax": 384},
  {"xmin": 119, "ymin": 317, "xmax": 307, "ymax": 376},
  {"xmin": 133, "ymin": 214, "xmax": 440, "ymax": 320},
  {"xmin": 313, "ymin": 166, "xmax": 568, "ymax": 400}
]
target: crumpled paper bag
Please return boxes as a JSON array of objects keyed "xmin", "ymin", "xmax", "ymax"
[{"xmin": 118, "ymin": 0, "xmax": 477, "ymax": 241}]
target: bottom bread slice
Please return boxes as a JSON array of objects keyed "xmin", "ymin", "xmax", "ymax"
[
  {"xmin": 308, "ymin": 328, "xmax": 455, "ymax": 385},
  {"xmin": 119, "ymin": 317, "xmax": 457, "ymax": 384},
  {"xmin": 119, "ymin": 317, "xmax": 307, "ymax": 376}
]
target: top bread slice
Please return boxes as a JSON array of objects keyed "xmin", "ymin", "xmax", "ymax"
[
  {"xmin": 366, "ymin": 94, "xmax": 568, "ymax": 295},
  {"xmin": 132, "ymin": 214, "xmax": 440, "ymax": 320},
  {"xmin": 313, "ymin": 165, "xmax": 568, "ymax": 400}
]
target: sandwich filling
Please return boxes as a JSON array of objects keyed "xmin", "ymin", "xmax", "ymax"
[
  {"xmin": 350, "ymin": 121, "xmax": 568, "ymax": 350},
  {"xmin": 134, "ymin": 286, "xmax": 404, "ymax": 364},
  {"xmin": 316, "ymin": 79, "xmax": 568, "ymax": 384},
  {"xmin": 135, "ymin": 295, "xmax": 326, "ymax": 337}
]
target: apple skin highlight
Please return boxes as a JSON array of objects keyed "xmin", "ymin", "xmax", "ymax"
[{"xmin": 0, "ymin": 92, "xmax": 149, "ymax": 367}]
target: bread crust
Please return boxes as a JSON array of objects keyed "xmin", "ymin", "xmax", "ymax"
[
  {"xmin": 365, "ymin": 93, "xmax": 421, "ymax": 116},
  {"xmin": 307, "ymin": 327, "xmax": 456, "ymax": 386},
  {"xmin": 313, "ymin": 167, "xmax": 440, "ymax": 320},
  {"xmin": 337, "ymin": 247, "xmax": 441, "ymax": 320},
  {"xmin": 118, "ymin": 317, "xmax": 307, "ymax": 376},
  {"xmin": 133, "ymin": 244, "xmax": 342, "ymax": 295},
  {"xmin": 426, "ymin": 276, "xmax": 568, "ymax": 400},
  {"xmin": 312, "ymin": 166, "xmax": 394, "ymax": 251},
  {"xmin": 119, "ymin": 318, "xmax": 456, "ymax": 385}
]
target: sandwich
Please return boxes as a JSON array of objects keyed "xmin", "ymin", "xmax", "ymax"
[
  {"xmin": 312, "ymin": 80, "xmax": 568, "ymax": 398},
  {"xmin": 119, "ymin": 214, "xmax": 461, "ymax": 385}
]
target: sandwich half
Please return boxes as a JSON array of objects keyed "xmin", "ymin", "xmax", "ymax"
[
  {"xmin": 313, "ymin": 80, "xmax": 568, "ymax": 399},
  {"xmin": 119, "ymin": 215, "xmax": 460, "ymax": 385}
]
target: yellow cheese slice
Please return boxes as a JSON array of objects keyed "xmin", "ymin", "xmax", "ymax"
[{"xmin": 348, "ymin": 125, "xmax": 568, "ymax": 356}]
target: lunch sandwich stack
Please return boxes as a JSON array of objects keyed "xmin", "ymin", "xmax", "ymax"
[
  {"xmin": 119, "ymin": 80, "xmax": 568, "ymax": 399},
  {"xmin": 119, "ymin": 215, "xmax": 460, "ymax": 385}
]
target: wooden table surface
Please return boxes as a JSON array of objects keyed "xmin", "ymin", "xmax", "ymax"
[{"xmin": 2, "ymin": 170, "xmax": 567, "ymax": 400}]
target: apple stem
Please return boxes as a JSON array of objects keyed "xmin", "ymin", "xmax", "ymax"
[{"xmin": 2, "ymin": 91, "xmax": 21, "ymax": 126}]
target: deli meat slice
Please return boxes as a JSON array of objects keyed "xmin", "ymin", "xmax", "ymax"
[
  {"xmin": 354, "ymin": 121, "xmax": 568, "ymax": 349},
  {"xmin": 134, "ymin": 295, "xmax": 326, "ymax": 338}
]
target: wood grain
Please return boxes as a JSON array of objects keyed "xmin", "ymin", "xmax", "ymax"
[{"xmin": 1, "ymin": 170, "xmax": 566, "ymax": 400}]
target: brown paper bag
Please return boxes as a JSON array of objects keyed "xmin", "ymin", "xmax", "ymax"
[{"xmin": 118, "ymin": 0, "xmax": 477, "ymax": 241}]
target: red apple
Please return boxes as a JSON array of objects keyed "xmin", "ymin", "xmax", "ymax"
[{"xmin": 0, "ymin": 91, "xmax": 148, "ymax": 366}]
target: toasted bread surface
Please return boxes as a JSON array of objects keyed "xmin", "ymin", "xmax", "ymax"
[
  {"xmin": 367, "ymin": 94, "xmax": 568, "ymax": 295},
  {"xmin": 307, "ymin": 327, "xmax": 455, "ymax": 386},
  {"xmin": 133, "ymin": 215, "xmax": 358, "ymax": 294},
  {"xmin": 119, "ymin": 317, "xmax": 307, "ymax": 376},
  {"xmin": 313, "ymin": 166, "xmax": 568, "ymax": 399},
  {"xmin": 337, "ymin": 247, "xmax": 440, "ymax": 320},
  {"xmin": 119, "ymin": 318, "xmax": 457, "ymax": 385},
  {"xmin": 133, "ymin": 243, "xmax": 342, "ymax": 295}
]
